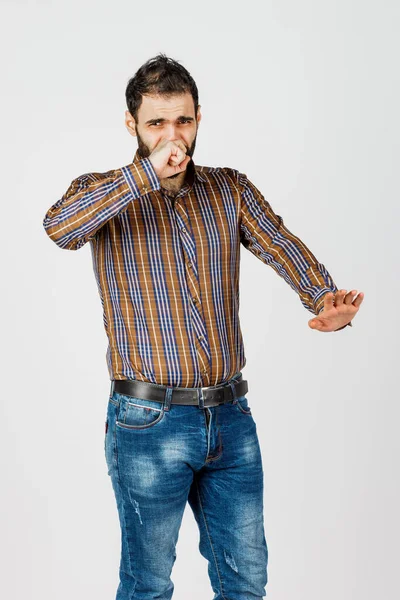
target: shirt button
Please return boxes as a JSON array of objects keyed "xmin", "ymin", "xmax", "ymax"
[
  {"xmin": 198, "ymin": 336, "xmax": 204, "ymax": 341},
  {"xmin": 181, "ymin": 227, "xmax": 186, "ymax": 233},
  {"xmin": 188, "ymin": 262, "xmax": 192, "ymax": 268},
  {"xmin": 141, "ymin": 186, "xmax": 148, "ymax": 194},
  {"xmin": 202, "ymin": 369, "xmax": 208, "ymax": 376}
]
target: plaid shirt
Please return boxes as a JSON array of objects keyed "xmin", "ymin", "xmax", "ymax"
[{"xmin": 43, "ymin": 149, "xmax": 350, "ymax": 387}]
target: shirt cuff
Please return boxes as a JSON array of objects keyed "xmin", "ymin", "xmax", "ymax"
[
  {"xmin": 120, "ymin": 157, "xmax": 161, "ymax": 197},
  {"xmin": 314, "ymin": 290, "xmax": 337, "ymax": 316}
]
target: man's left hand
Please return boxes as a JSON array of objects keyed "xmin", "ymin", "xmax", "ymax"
[{"xmin": 308, "ymin": 289, "xmax": 364, "ymax": 332}]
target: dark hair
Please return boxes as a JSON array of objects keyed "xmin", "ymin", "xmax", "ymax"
[{"xmin": 125, "ymin": 53, "xmax": 199, "ymax": 124}]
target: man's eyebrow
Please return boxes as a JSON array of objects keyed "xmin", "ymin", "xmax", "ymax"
[{"xmin": 145, "ymin": 116, "xmax": 195, "ymax": 125}]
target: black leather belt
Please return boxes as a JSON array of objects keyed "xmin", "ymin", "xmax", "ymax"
[{"xmin": 110, "ymin": 375, "xmax": 248, "ymax": 408}]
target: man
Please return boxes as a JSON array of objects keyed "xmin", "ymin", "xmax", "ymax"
[{"xmin": 43, "ymin": 53, "xmax": 363, "ymax": 600}]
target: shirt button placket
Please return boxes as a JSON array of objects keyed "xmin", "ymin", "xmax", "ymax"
[{"xmin": 175, "ymin": 201, "xmax": 210, "ymax": 385}]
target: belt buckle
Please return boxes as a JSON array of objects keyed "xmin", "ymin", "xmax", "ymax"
[{"xmin": 198, "ymin": 383, "xmax": 215, "ymax": 408}]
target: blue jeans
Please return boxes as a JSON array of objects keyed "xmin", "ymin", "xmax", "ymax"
[{"xmin": 104, "ymin": 373, "xmax": 269, "ymax": 599}]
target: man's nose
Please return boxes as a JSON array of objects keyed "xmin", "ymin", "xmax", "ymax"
[{"xmin": 164, "ymin": 124, "xmax": 181, "ymax": 140}]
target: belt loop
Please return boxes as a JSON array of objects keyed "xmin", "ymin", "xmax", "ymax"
[
  {"xmin": 164, "ymin": 387, "xmax": 173, "ymax": 412},
  {"xmin": 228, "ymin": 380, "xmax": 237, "ymax": 403},
  {"xmin": 109, "ymin": 380, "xmax": 115, "ymax": 399}
]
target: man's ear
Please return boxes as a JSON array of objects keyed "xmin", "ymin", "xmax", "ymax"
[
  {"xmin": 196, "ymin": 105, "xmax": 202, "ymax": 127},
  {"xmin": 125, "ymin": 110, "xmax": 137, "ymax": 137}
]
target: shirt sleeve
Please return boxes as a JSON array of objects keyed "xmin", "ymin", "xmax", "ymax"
[
  {"xmin": 238, "ymin": 170, "xmax": 353, "ymax": 328},
  {"xmin": 43, "ymin": 157, "xmax": 160, "ymax": 250}
]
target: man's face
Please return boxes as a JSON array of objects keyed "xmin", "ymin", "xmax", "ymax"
[{"xmin": 125, "ymin": 92, "xmax": 201, "ymax": 178}]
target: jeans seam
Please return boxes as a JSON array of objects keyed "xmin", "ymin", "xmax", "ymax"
[
  {"xmin": 195, "ymin": 479, "xmax": 227, "ymax": 600},
  {"xmin": 114, "ymin": 427, "xmax": 135, "ymax": 585}
]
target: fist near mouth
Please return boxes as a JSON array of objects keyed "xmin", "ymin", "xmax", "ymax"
[{"xmin": 149, "ymin": 139, "xmax": 190, "ymax": 180}]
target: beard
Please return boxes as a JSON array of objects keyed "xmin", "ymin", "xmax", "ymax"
[{"xmin": 136, "ymin": 130, "xmax": 198, "ymax": 178}]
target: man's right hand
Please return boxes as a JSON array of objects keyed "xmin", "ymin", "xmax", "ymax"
[{"xmin": 148, "ymin": 139, "xmax": 191, "ymax": 180}]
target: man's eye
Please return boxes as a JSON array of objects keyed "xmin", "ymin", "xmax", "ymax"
[{"xmin": 150, "ymin": 120, "xmax": 190, "ymax": 126}]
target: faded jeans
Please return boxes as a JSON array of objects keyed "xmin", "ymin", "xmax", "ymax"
[{"xmin": 104, "ymin": 372, "xmax": 269, "ymax": 599}]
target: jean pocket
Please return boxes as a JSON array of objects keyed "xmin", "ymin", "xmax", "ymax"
[
  {"xmin": 115, "ymin": 393, "xmax": 166, "ymax": 430},
  {"xmin": 234, "ymin": 395, "xmax": 252, "ymax": 415}
]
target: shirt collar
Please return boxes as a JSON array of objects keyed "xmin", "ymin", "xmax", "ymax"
[{"xmin": 132, "ymin": 149, "xmax": 207, "ymax": 189}]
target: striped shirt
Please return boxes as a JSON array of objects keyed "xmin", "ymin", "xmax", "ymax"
[{"xmin": 43, "ymin": 149, "xmax": 350, "ymax": 387}]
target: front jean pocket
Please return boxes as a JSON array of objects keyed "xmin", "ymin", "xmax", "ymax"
[
  {"xmin": 115, "ymin": 393, "xmax": 166, "ymax": 430},
  {"xmin": 234, "ymin": 395, "xmax": 252, "ymax": 415}
]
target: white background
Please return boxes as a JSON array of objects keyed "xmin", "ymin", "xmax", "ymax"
[{"xmin": 1, "ymin": 0, "xmax": 399, "ymax": 598}]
